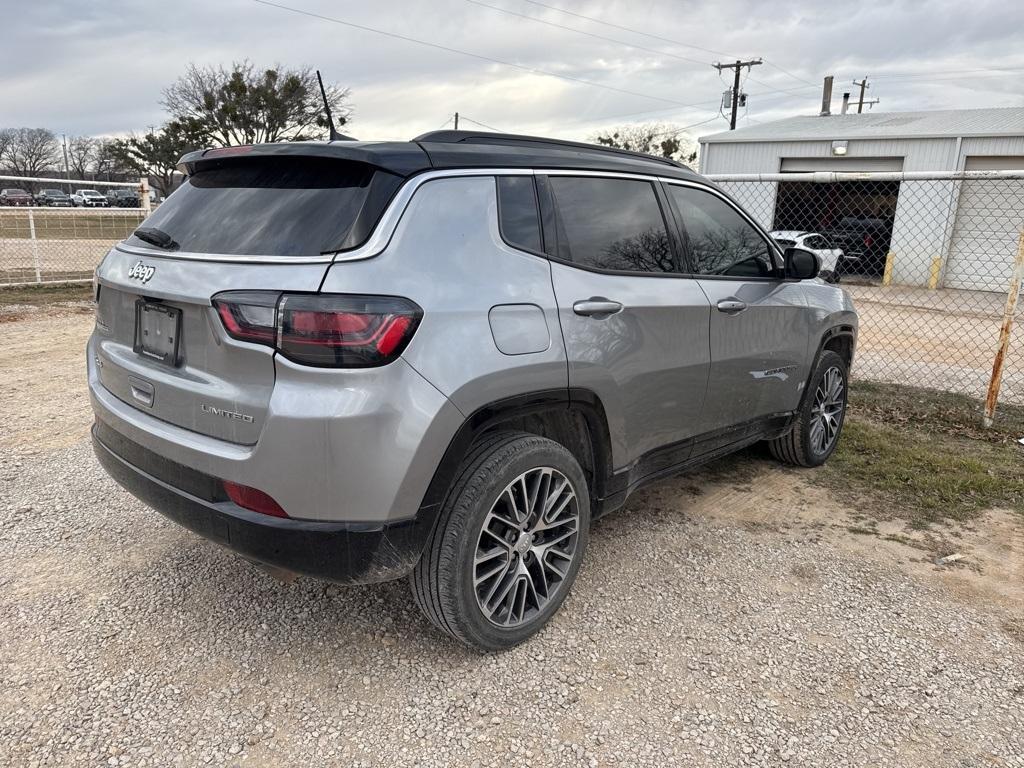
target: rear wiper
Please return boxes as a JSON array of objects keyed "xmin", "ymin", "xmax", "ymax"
[{"xmin": 134, "ymin": 227, "xmax": 179, "ymax": 250}]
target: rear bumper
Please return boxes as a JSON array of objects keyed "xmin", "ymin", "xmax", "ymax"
[{"xmin": 92, "ymin": 423, "xmax": 432, "ymax": 584}]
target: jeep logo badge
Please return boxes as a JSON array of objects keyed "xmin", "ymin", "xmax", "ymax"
[{"xmin": 127, "ymin": 261, "xmax": 156, "ymax": 283}]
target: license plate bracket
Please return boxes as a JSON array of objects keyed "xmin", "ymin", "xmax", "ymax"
[{"xmin": 134, "ymin": 300, "xmax": 181, "ymax": 365}]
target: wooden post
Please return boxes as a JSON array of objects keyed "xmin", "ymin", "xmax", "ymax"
[{"xmin": 983, "ymin": 230, "xmax": 1024, "ymax": 427}]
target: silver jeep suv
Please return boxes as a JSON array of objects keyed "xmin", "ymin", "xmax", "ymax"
[{"xmin": 89, "ymin": 131, "xmax": 857, "ymax": 649}]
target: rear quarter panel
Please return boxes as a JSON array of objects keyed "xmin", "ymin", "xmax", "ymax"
[{"xmin": 319, "ymin": 174, "xmax": 569, "ymax": 415}]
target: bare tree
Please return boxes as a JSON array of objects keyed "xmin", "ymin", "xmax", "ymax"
[
  {"xmin": 0, "ymin": 129, "xmax": 13, "ymax": 171},
  {"xmin": 590, "ymin": 122, "xmax": 699, "ymax": 168},
  {"xmin": 1, "ymin": 127, "xmax": 60, "ymax": 177},
  {"xmin": 596, "ymin": 228, "xmax": 680, "ymax": 273},
  {"xmin": 162, "ymin": 61, "xmax": 352, "ymax": 147},
  {"xmin": 65, "ymin": 135, "xmax": 101, "ymax": 178}
]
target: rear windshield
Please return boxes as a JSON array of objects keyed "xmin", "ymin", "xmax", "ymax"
[{"xmin": 125, "ymin": 157, "xmax": 375, "ymax": 256}]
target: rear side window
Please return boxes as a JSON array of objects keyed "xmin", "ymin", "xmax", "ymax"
[
  {"xmin": 546, "ymin": 176, "xmax": 679, "ymax": 273},
  {"xmin": 496, "ymin": 176, "xmax": 542, "ymax": 253},
  {"xmin": 666, "ymin": 185, "xmax": 775, "ymax": 277},
  {"xmin": 126, "ymin": 158, "xmax": 380, "ymax": 257}
]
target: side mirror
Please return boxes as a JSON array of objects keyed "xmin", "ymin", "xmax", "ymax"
[{"xmin": 784, "ymin": 247, "xmax": 820, "ymax": 280}]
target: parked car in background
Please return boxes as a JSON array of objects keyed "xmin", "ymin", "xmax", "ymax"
[
  {"xmin": 35, "ymin": 189, "xmax": 73, "ymax": 207},
  {"xmin": 826, "ymin": 216, "xmax": 892, "ymax": 277},
  {"xmin": 0, "ymin": 188, "xmax": 34, "ymax": 206},
  {"xmin": 72, "ymin": 189, "xmax": 109, "ymax": 207},
  {"xmin": 106, "ymin": 189, "xmax": 140, "ymax": 208},
  {"xmin": 769, "ymin": 230, "xmax": 853, "ymax": 283},
  {"xmin": 89, "ymin": 131, "xmax": 858, "ymax": 650}
]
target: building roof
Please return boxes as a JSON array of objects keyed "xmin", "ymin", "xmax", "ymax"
[{"xmin": 700, "ymin": 107, "xmax": 1024, "ymax": 144}]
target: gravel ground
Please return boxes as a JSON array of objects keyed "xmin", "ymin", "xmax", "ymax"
[{"xmin": 2, "ymin": 309, "xmax": 1023, "ymax": 767}]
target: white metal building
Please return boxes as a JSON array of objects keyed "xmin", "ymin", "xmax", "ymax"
[{"xmin": 698, "ymin": 107, "xmax": 1024, "ymax": 291}]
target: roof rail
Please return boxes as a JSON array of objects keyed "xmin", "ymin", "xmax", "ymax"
[{"xmin": 412, "ymin": 130, "xmax": 685, "ymax": 169}]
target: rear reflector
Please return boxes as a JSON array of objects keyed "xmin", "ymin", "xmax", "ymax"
[
  {"xmin": 212, "ymin": 291, "xmax": 421, "ymax": 368},
  {"xmin": 223, "ymin": 481, "xmax": 289, "ymax": 518}
]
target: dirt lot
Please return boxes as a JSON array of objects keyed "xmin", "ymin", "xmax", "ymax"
[
  {"xmin": 1, "ymin": 307, "xmax": 1022, "ymax": 767},
  {"xmin": 848, "ymin": 284, "xmax": 1024, "ymax": 405}
]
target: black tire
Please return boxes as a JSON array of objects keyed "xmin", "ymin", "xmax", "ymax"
[
  {"xmin": 819, "ymin": 269, "xmax": 836, "ymax": 283},
  {"xmin": 769, "ymin": 350, "xmax": 848, "ymax": 467},
  {"xmin": 410, "ymin": 431, "xmax": 590, "ymax": 651}
]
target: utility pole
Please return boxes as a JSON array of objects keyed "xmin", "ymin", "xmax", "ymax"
[
  {"xmin": 852, "ymin": 77, "xmax": 880, "ymax": 113},
  {"xmin": 713, "ymin": 58, "xmax": 762, "ymax": 130},
  {"xmin": 454, "ymin": 112, "xmax": 459, "ymax": 130}
]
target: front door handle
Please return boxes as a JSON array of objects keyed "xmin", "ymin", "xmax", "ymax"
[
  {"xmin": 716, "ymin": 299, "xmax": 747, "ymax": 314},
  {"xmin": 573, "ymin": 298, "xmax": 623, "ymax": 317}
]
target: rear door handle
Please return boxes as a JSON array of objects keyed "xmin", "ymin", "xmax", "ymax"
[
  {"xmin": 716, "ymin": 299, "xmax": 747, "ymax": 314},
  {"xmin": 573, "ymin": 298, "xmax": 623, "ymax": 317}
]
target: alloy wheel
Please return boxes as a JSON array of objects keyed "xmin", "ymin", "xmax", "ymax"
[
  {"xmin": 473, "ymin": 467, "xmax": 580, "ymax": 627},
  {"xmin": 810, "ymin": 365, "xmax": 845, "ymax": 455}
]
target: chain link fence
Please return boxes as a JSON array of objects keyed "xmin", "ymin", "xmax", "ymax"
[
  {"xmin": 710, "ymin": 170, "xmax": 1024, "ymax": 412},
  {"xmin": 2, "ymin": 169, "xmax": 1023, "ymax": 414},
  {"xmin": 0, "ymin": 174, "xmax": 149, "ymax": 286}
]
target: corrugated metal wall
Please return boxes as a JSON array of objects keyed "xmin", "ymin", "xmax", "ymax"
[{"xmin": 700, "ymin": 135, "xmax": 1023, "ymax": 290}]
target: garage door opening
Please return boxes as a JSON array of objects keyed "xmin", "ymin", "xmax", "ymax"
[{"xmin": 772, "ymin": 180, "xmax": 900, "ymax": 279}]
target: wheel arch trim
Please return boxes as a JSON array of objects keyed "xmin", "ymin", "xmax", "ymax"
[{"xmin": 417, "ymin": 388, "xmax": 614, "ymax": 519}]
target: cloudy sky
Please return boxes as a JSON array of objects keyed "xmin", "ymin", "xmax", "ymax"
[{"xmin": 2, "ymin": 0, "xmax": 1022, "ymax": 144}]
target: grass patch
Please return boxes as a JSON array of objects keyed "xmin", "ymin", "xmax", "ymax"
[
  {"xmin": 0, "ymin": 282, "xmax": 93, "ymax": 305},
  {"xmin": 817, "ymin": 382, "xmax": 1024, "ymax": 528},
  {"xmin": 849, "ymin": 380, "xmax": 1024, "ymax": 445},
  {"xmin": 0, "ymin": 210, "xmax": 142, "ymax": 240}
]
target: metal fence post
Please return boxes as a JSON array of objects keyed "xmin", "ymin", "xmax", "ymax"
[
  {"xmin": 28, "ymin": 208, "xmax": 42, "ymax": 284},
  {"xmin": 140, "ymin": 177, "xmax": 151, "ymax": 215},
  {"xmin": 983, "ymin": 230, "xmax": 1024, "ymax": 427}
]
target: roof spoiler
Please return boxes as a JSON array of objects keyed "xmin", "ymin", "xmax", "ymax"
[{"xmin": 176, "ymin": 142, "xmax": 431, "ymax": 178}]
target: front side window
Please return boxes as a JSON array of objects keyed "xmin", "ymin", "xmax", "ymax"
[
  {"xmin": 667, "ymin": 185, "xmax": 775, "ymax": 278},
  {"xmin": 546, "ymin": 176, "xmax": 680, "ymax": 274}
]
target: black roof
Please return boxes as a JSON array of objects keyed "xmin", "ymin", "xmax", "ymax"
[{"xmin": 177, "ymin": 130, "xmax": 701, "ymax": 182}]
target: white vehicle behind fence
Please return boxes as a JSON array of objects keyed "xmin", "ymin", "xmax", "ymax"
[
  {"xmin": 72, "ymin": 189, "xmax": 109, "ymax": 208},
  {"xmin": 769, "ymin": 230, "xmax": 854, "ymax": 283}
]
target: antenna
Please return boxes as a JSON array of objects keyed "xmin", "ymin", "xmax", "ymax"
[{"xmin": 316, "ymin": 70, "xmax": 354, "ymax": 141}]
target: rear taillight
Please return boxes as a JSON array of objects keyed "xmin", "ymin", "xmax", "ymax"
[
  {"xmin": 214, "ymin": 291, "xmax": 278, "ymax": 344},
  {"xmin": 211, "ymin": 292, "xmax": 421, "ymax": 368},
  {"xmin": 223, "ymin": 481, "xmax": 289, "ymax": 518}
]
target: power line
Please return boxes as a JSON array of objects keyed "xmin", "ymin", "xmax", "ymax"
[
  {"xmin": 869, "ymin": 65, "xmax": 1024, "ymax": 79},
  {"xmin": 458, "ymin": 115, "xmax": 505, "ymax": 132},
  {"xmin": 874, "ymin": 70, "xmax": 1024, "ymax": 83},
  {"xmin": 517, "ymin": 0, "xmax": 735, "ymax": 58},
  {"xmin": 559, "ymin": 82, "xmax": 822, "ymax": 127},
  {"xmin": 513, "ymin": 0, "xmax": 816, "ymax": 92},
  {"xmin": 250, "ymin": 0, "xmax": 697, "ymax": 107},
  {"xmin": 761, "ymin": 60, "xmax": 819, "ymax": 88},
  {"xmin": 465, "ymin": 0, "xmax": 709, "ymax": 67}
]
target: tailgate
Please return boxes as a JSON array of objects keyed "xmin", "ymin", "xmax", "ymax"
[{"xmin": 93, "ymin": 247, "xmax": 330, "ymax": 444}]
